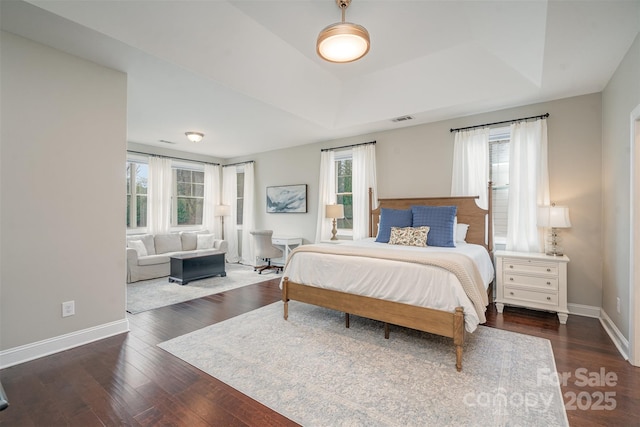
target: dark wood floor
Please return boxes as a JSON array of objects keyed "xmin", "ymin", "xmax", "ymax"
[{"xmin": 1, "ymin": 278, "xmax": 639, "ymax": 426}]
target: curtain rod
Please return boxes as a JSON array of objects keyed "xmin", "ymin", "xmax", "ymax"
[
  {"xmin": 321, "ymin": 140, "xmax": 376, "ymax": 152},
  {"xmin": 223, "ymin": 160, "xmax": 255, "ymax": 167},
  {"xmin": 126, "ymin": 150, "xmax": 220, "ymax": 165},
  {"xmin": 449, "ymin": 113, "xmax": 549, "ymax": 133}
]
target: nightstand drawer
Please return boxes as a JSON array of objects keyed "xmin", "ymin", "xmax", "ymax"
[
  {"xmin": 504, "ymin": 286, "xmax": 558, "ymax": 306},
  {"xmin": 503, "ymin": 258, "xmax": 558, "ymax": 276},
  {"xmin": 504, "ymin": 273, "xmax": 559, "ymax": 290}
]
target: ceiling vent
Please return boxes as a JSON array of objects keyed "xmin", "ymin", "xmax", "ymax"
[
  {"xmin": 158, "ymin": 139, "xmax": 177, "ymax": 144},
  {"xmin": 391, "ymin": 115, "xmax": 414, "ymax": 123}
]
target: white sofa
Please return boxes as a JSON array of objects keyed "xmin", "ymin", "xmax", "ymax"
[{"xmin": 126, "ymin": 231, "xmax": 228, "ymax": 283}]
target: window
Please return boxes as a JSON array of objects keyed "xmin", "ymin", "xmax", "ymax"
[
  {"xmin": 489, "ymin": 127, "xmax": 510, "ymax": 242},
  {"xmin": 173, "ymin": 168, "xmax": 204, "ymax": 226},
  {"xmin": 236, "ymin": 171, "xmax": 244, "ymax": 225},
  {"xmin": 335, "ymin": 155, "xmax": 353, "ymax": 230},
  {"xmin": 126, "ymin": 161, "xmax": 148, "ymax": 229}
]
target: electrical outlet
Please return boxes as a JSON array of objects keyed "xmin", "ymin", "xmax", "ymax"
[
  {"xmin": 616, "ymin": 297, "xmax": 621, "ymax": 313},
  {"xmin": 62, "ymin": 300, "xmax": 75, "ymax": 317}
]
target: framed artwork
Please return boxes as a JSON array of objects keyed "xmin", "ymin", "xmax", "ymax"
[{"xmin": 266, "ymin": 184, "xmax": 307, "ymax": 213}]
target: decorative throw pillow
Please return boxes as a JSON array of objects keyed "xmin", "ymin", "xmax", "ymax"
[
  {"xmin": 196, "ymin": 233, "xmax": 215, "ymax": 250},
  {"xmin": 375, "ymin": 208, "xmax": 413, "ymax": 243},
  {"xmin": 128, "ymin": 240, "xmax": 147, "ymax": 257},
  {"xmin": 411, "ymin": 205, "xmax": 457, "ymax": 247},
  {"xmin": 388, "ymin": 226, "xmax": 429, "ymax": 247},
  {"xmin": 456, "ymin": 223, "xmax": 469, "ymax": 243}
]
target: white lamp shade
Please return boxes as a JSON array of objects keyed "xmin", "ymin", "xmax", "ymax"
[
  {"xmin": 214, "ymin": 204, "xmax": 230, "ymax": 217},
  {"xmin": 537, "ymin": 205, "xmax": 571, "ymax": 228},
  {"xmin": 325, "ymin": 204, "xmax": 345, "ymax": 219}
]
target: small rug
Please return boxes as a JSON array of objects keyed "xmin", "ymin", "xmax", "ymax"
[
  {"xmin": 127, "ymin": 263, "xmax": 278, "ymax": 314},
  {"xmin": 158, "ymin": 301, "xmax": 568, "ymax": 426}
]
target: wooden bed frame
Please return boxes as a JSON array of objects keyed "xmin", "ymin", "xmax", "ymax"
[{"xmin": 282, "ymin": 184, "xmax": 493, "ymax": 371}]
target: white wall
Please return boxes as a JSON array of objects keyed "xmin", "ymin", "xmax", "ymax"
[
  {"xmin": 0, "ymin": 32, "xmax": 128, "ymax": 355},
  {"xmin": 235, "ymin": 93, "xmax": 604, "ymax": 309},
  {"xmin": 602, "ymin": 33, "xmax": 640, "ymax": 338}
]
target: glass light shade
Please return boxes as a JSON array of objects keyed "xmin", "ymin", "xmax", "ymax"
[
  {"xmin": 185, "ymin": 131, "xmax": 204, "ymax": 143},
  {"xmin": 214, "ymin": 204, "xmax": 230, "ymax": 217},
  {"xmin": 325, "ymin": 204, "xmax": 345, "ymax": 219},
  {"xmin": 317, "ymin": 22, "xmax": 370, "ymax": 63},
  {"xmin": 537, "ymin": 205, "xmax": 571, "ymax": 228}
]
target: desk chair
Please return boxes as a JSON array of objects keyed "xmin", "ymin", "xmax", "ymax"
[{"xmin": 250, "ymin": 230, "xmax": 283, "ymax": 274}]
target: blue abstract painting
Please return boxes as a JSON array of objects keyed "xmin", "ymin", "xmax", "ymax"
[{"xmin": 266, "ymin": 184, "xmax": 307, "ymax": 213}]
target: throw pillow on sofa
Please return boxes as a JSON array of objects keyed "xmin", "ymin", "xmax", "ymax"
[
  {"xmin": 196, "ymin": 234, "xmax": 216, "ymax": 250},
  {"xmin": 154, "ymin": 234, "xmax": 182, "ymax": 254},
  {"xmin": 128, "ymin": 240, "xmax": 148, "ymax": 257}
]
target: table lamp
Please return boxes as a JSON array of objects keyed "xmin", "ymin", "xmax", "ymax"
[
  {"xmin": 325, "ymin": 204, "xmax": 344, "ymax": 241},
  {"xmin": 537, "ymin": 204, "xmax": 571, "ymax": 256}
]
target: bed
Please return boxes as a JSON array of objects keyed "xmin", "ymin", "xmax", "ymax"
[{"xmin": 281, "ymin": 187, "xmax": 494, "ymax": 371}]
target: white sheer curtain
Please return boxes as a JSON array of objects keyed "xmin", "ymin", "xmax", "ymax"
[
  {"xmin": 202, "ymin": 164, "xmax": 222, "ymax": 237},
  {"xmin": 314, "ymin": 150, "xmax": 336, "ymax": 242},
  {"xmin": 352, "ymin": 144, "xmax": 378, "ymax": 240},
  {"xmin": 506, "ymin": 119, "xmax": 550, "ymax": 252},
  {"xmin": 147, "ymin": 156, "xmax": 172, "ymax": 234},
  {"xmin": 222, "ymin": 166, "xmax": 239, "ymax": 262},
  {"xmin": 451, "ymin": 127, "xmax": 490, "ymax": 209},
  {"xmin": 240, "ymin": 163, "xmax": 255, "ymax": 265}
]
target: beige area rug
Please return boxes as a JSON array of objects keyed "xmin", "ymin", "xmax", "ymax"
[
  {"xmin": 126, "ymin": 263, "xmax": 278, "ymax": 314},
  {"xmin": 158, "ymin": 301, "xmax": 569, "ymax": 426}
]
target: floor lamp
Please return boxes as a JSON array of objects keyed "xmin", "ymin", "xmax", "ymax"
[{"xmin": 214, "ymin": 204, "xmax": 230, "ymax": 240}]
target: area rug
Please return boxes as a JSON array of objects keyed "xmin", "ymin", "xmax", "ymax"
[
  {"xmin": 158, "ymin": 301, "xmax": 569, "ymax": 426},
  {"xmin": 127, "ymin": 263, "xmax": 278, "ymax": 314}
]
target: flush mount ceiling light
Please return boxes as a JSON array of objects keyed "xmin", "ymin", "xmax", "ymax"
[
  {"xmin": 185, "ymin": 131, "xmax": 204, "ymax": 143},
  {"xmin": 317, "ymin": 0, "xmax": 370, "ymax": 63}
]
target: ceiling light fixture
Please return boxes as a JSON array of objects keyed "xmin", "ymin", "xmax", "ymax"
[
  {"xmin": 317, "ymin": 0, "xmax": 370, "ymax": 63},
  {"xmin": 185, "ymin": 131, "xmax": 204, "ymax": 143}
]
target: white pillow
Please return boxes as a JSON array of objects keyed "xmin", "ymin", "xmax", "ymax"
[
  {"xmin": 129, "ymin": 240, "xmax": 147, "ymax": 257},
  {"xmin": 196, "ymin": 233, "xmax": 215, "ymax": 250},
  {"xmin": 456, "ymin": 223, "xmax": 469, "ymax": 243}
]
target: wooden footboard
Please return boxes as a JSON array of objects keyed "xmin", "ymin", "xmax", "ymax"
[{"xmin": 282, "ymin": 277, "xmax": 466, "ymax": 371}]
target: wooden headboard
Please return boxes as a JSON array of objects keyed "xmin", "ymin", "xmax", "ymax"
[{"xmin": 368, "ymin": 184, "xmax": 493, "ymax": 252}]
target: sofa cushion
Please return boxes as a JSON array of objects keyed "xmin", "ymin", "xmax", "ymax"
[
  {"xmin": 154, "ymin": 234, "xmax": 182, "ymax": 254},
  {"xmin": 180, "ymin": 230, "xmax": 210, "ymax": 251},
  {"xmin": 138, "ymin": 254, "xmax": 171, "ymax": 266},
  {"xmin": 127, "ymin": 234, "xmax": 156, "ymax": 255}
]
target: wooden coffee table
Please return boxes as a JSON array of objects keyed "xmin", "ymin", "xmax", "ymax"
[{"xmin": 169, "ymin": 251, "xmax": 226, "ymax": 285}]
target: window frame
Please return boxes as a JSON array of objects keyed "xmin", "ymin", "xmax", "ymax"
[
  {"xmin": 489, "ymin": 126, "xmax": 511, "ymax": 244},
  {"xmin": 126, "ymin": 155, "xmax": 149, "ymax": 233},
  {"xmin": 334, "ymin": 150, "xmax": 353, "ymax": 235}
]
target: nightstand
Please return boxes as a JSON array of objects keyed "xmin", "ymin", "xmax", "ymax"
[{"xmin": 494, "ymin": 250, "xmax": 569, "ymax": 324}]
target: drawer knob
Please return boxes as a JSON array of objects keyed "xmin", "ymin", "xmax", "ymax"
[
  {"xmin": 509, "ymin": 277, "xmax": 514, "ymax": 281},
  {"xmin": 546, "ymin": 296, "xmax": 551, "ymax": 301},
  {"xmin": 509, "ymin": 292, "xmax": 514, "ymax": 296},
  {"xmin": 546, "ymin": 268, "xmax": 551, "ymax": 272},
  {"xmin": 509, "ymin": 265, "xmax": 514, "ymax": 269},
  {"xmin": 546, "ymin": 281, "xmax": 551, "ymax": 285}
]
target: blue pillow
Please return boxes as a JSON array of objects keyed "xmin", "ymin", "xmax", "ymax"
[
  {"xmin": 375, "ymin": 208, "xmax": 413, "ymax": 243},
  {"xmin": 411, "ymin": 205, "xmax": 457, "ymax": 247}
]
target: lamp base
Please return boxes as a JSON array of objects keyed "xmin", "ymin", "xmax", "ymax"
[
  {"xmin": 330, "ymin": 218, "xmax": 338, "ymax": 240},
  {"xmin": 545, "ymin": 251, "xmax": 564, "ymax": 257}
]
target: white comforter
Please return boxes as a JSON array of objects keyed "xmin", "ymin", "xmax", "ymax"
[{"xmin": 282, "ymin": 238, "xmax": 494, "ymax": 332}]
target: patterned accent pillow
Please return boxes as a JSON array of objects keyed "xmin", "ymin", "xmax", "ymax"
[{"xmin": 388, "ymin": 226, "xmax": 430, "ymax": 247}]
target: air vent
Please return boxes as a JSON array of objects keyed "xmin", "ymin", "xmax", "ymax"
[
  {"xmin": 391, "ymin": 115, "xmax": 414, "ymax": 123},
  {"xmin": 158, "ymin": 139, "xmax": 177, "ymax": 144}
]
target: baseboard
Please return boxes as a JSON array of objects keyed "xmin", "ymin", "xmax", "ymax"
[
  {"xmin": 0, "ymin": 318, "xmax": 130, "ymax": 369},
  {"xmin": 599, "ymin": 309, "xmax": 630, "ymax": 361},
  {"xmin": 567, "ymin": 303, "xmax": 601, "ymax": 318}
]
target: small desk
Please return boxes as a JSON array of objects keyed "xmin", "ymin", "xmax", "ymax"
[{"xmin": 271, "ymin": 235, "xmax": 302, "ymax": 265}]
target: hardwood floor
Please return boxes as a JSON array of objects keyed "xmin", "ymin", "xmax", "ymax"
[{"xmin": 0, "ymin": 278, "xmax": 638, "ymax": 426}]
